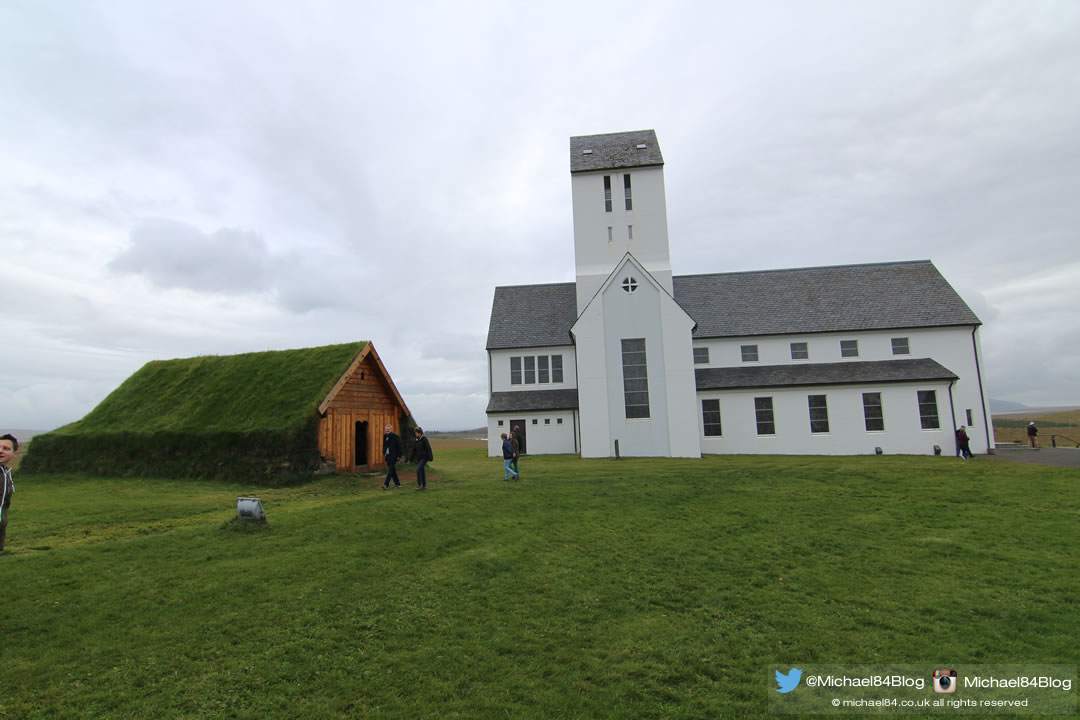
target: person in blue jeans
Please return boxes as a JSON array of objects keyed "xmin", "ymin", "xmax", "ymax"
[
  {"xmin": 410, "ymin": 426, "xmax": 433, "ymax": 491},
  {"xmin": 501, "ymin": 433, "xmax": 519, "ymax": 481},
  {"xmin": 382, "ymin": 425, "xmax": 403, "ymax": 489}
]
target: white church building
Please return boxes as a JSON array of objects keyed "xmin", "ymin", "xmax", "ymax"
[{"xmin": 486, "ymin": 130, "xmax": 994, "ymax": 459}]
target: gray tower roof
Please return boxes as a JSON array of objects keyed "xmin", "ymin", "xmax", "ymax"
[{"xmin": 570, "ymin": 130, "xmax": 664, "ymax": 174}]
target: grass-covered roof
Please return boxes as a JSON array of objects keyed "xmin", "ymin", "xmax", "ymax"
[{"xmin": 55, "ymin": 342, "xmax": 368, "ymax": 435}]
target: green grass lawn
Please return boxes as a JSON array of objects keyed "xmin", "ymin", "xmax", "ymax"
[{"xmin": 2, "ymin": 451, "xmax": 1077, "ymax": 719}]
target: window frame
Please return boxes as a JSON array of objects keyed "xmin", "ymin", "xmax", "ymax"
[
  {"xmin": 741, "ymin": 344, "xmax": 759, "ymax": 362},
  {"xmin": 790, "ymin": 342, "xmax": 809, "ymax": 360},
  {"xmin": 808, "ymin": 394, "xmax": 830, "ymax": 434},
  {"xmin": 693, "ymin": 347, "xmax": 710, "ymax": 364},
  {"xmin": 840, "ymin": 339, "xmax": 859, "ymax": 358},
  {"xmin": 702, "ymin": 398, "xmax": 722, "ymax": 437},
  {"xmin": 754, "ymin": 397, "xmax": 775, "ymax": 435},
  {"xmin": 623, "ymin": 173, "xmax": 632, "ymax": 211},
  {"xmin": 510, "ymin": 356, "xmax": 522, "ymax": 385},
  {"xmin": 551, "ymin": 355, "xmax": 563, "ymax": 383},
  {"xmin": 621, "ymin": 338, "xmax": 650, "ymax": 419},
  {"xmin": 891, "ymin": 337, "xmax": 910, "ymax": 355},
  {"xmin": 523, "ymin": 356, "xmax": 536, "ymax": 384},
  {"xmin": 603, "ymin": 175, "xmax": 612, "ymax": 212},
  {"xmin": 862, "ymin": 392, "xmax": 884, "ymax": 432},
  {"xmin": 918, "ymin": 390, "xmax": 940, "ymax": 429}
]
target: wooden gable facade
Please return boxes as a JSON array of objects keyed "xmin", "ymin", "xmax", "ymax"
[{"xmin": 317, "ymin": 343, "xmax": 410, "ymax": 472}]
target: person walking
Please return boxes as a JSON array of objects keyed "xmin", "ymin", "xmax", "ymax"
[
  {"xmin": 1027, "ymin": 421, "xmax": 1039, "ymax": 449},
  {"xmin": 0, "ymin": 434, "xmax": 18, "ymax": 552},
  {"xmin": 410, "ymin": 426, "xmax": 433, "ymax": 491},
  {"xmin": 382, "ymin": 424, "xmax": 403, "ymax": 489},
  {"xmin": 509, "ymin": 429, "xmax": 521, "ymax": 479},
  {"xmin": 500, "ymin": 432, "xmax": 519, "ymax": 481},
  {"xmin": 955, "ymin": 426, "xmax": 972, "ymax": 459}
]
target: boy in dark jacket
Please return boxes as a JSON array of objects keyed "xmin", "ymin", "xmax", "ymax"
[
  {"xmin": 382, "ymin": 425, "xmax": 403, "ymax": 489},
  {"xmin": 410, "ymin": 427, "xmax": 434, "ymax": 490}
]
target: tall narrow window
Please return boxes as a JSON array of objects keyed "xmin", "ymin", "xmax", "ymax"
[
  {"xmin": 862, "ymin": 392, "xmax": 884, "ymax": 431},
  {"xmin": 510, "ymin": 357, "xmax": 522, "ymax": 385},
  {"xmin": 693, "ymin": 347, "xmax": 709, "ymax": 364},
  {"xmin": 702, "ymin": 399, "xmax": 722, "ymax": 436},
  {"xmin": 603, "ymin": 175, "xmax": 612, "ymax": 212},
  {"xmin": 790, "ymin": 342, "xmax": 809, "ymax": 360},
  {"xmin": 524, "ymin": 356, "xmax": 536, "ymax": 384},
  {"xmin": 966, "ymin": 408, "xmax": 973, "ymax": 426},
  {"xmin": 624, "ymin": 174, "xmax": 632, "ymax": 210},
  {"xmin": 891, "ymin": 337, "xmax": 910, "ymax": 355},
  {"xmin": 755, "ymin": 397, "xmax": 775, "ymax": 435},
  {"xmin": 621, "ymin": 338, "xmax": 650, "ymax": 419},
  {"xmin": 627, "ymin": 225, "xmax": 633, "ymax": 240},
  {"xmin": 918, "ymin": 390, "xmax": 940, "ymax": 429},
  {"xmin": 551, "ymin": 355, "xmax": 563, "ymax": 383},
  {"xmin": 841, "ymin": 339, "xmax": 859, "ymax": 357},
  {"xmin": 741, "ymin": 344, "xmax": 759, "ymax": 362},
  {"xmin": 808, "ymin": 395, "xmax": 830, "ymax": 433},
  {"xmin": 538, "ymin": 355, "xmax": 550, "ymax": 383}
]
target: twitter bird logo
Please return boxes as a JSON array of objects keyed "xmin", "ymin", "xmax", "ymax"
[{"xmin": 775, "ymin": 668, "xmax": 803, "ymax": 693}]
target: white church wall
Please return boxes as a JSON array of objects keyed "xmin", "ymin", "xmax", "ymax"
[
  {"xmin": 572, "ymin": 299, "xmax": 613, "ymax": 458},
  {"xmin": 659, "ymin": 292, "xmax": 702, "ymax": 458},
  {"xmin": 573, "ymin": 167, "xmax": 672, "ymax": 312},
  {"xmin": 599, "ymin": 269, "xmax": 671, "ymax": 457},
  {"xmin": 488, "ymin": 346, "xmax": 577, "ymax": 393},
  {"xmin": 487, "ymin": 413, "xmax": 577, "ymax": 457},
  {"xmin": 698, "ymin": 380, "xmax": 955, "ymax": 456}
]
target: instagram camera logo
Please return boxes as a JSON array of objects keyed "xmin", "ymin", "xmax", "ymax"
[{"xmin": 933, "ymin": 668, "xmax": 958, "ymax": 694}]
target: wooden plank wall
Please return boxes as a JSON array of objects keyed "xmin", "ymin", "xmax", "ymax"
[{"xmin": 317, "ymin": 355, "xmax": 404, "ymax": 472}]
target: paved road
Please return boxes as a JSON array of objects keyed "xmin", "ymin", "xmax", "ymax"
[{"xmin": 983, "ymin": 445, "xmax": 1080, "ymax": 469}]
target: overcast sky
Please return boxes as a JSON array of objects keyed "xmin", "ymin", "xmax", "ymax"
[{"xmin": 2, "ymin": 0, "xmax": 1078, "ymax": 432}]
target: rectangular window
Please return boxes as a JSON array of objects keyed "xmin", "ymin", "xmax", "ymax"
[
  {"xmin": 966, "ymin": 408, "xmax": 973, "ymax": 426},
  {"xmin": 702, "ymin": 399, "xmax": 722, "ymax": 436},
  {"xmin": 841, "ymin": 339, "xmax": 859, "ymax": 358},
  {"xmin": 741, "ymin": 344, "xmax": 759, "ymax": 362},
  {"xmin": 524, "ymin": 356, "xmax": 536, "ymax": 384},
  {"xmin": 532, "ymin": 419, "xmax": 538, "ymax": 425},
  {"xmin": 808, "ymin": 394, "xmax": 830, "ymax": 434},
  {"xmin": 624, "ymin": 174, "xmax": 632, "ymax": 210},
  {"xmin": 557, "ymin": 418, "xmax": 563, "ymax": 425},
  {"xmin": 603, "ymin": 175, "xmax": 612, "ymax": 212},
  {"xmin": 621, "ymin": 338, "xmax": 650, "ymax": 419},
  {"xmin": 627, "ymin": 225, "xmax": 633, "ymax": 240},
  {"xmin": 693, "ymin": 347, "xmax": 710, "ymax": 364},
  {"xmin": 862, "ymin": 392, "xmax": 884, "ymax": 431},
  {"xmin": 918, "ymin": 390, "xmax": 940, "ymax": 429},
  {"xmin": 510, "ymin": 357, "xmax": 522, "ymax": 385},
  {"xmin": 498, "ymin": 420, "xmax": 504, "ymax": 426},
  {"xmin": 790, "ymin": 342, "xmax": 809, "ymax": 360},
  {"xmin": 544, "ymin": 418, "xmax": 551, "ymax": 425},
  {"xmin": 538, "ymin": 355, "xmax": 550, "ymax": 384},
  {"xmin": 755, "ymin": 397, "xmax": 775, "ymax": 435},
  {"xmin": 607, "ymin": 226, "xmax": 613, "ymax": 243},
  {"xmin": 551, "ymin": 355, "xmax": 563, "ymax": 383},
  {"xmin": 891, "ymin": 337, "xmax": 910, "ymax": 355}
]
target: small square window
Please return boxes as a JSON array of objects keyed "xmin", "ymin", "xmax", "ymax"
[
  {"xmin": 693, "ymin": 347, "xmax": 709, "ymax": 364},
  {"xmin": 891, "ymin": 337, "xmax": 910, "ymax": 355},
  {"xmin": 741, "ymin": 345, "xmax": 759, "ymax": 362},
  {"xmin": 497, "ymin": 420, "xmax": 504, "ymax": 427},
  {"xmin": 532, "ymin": 419, "xmax": 538, "ymax": 425},
  {"xmin": 840, "ymin": 340, "xmax": 859, "ymax": 358},
  {"xmin": 557, "ymin": 418, "xmax": 563, "ymax": 425},
  {"xmin": 544, "ymin": 418, "xmax": 551, "ymax": 425},
  {"xmin": 790, "ymin": 342, "xmax": 808, "ymax": 360}
]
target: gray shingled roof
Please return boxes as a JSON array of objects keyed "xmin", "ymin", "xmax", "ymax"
[
  {"xmin": 570, "ymin": 130, "xmax": 664, "ymax": 174},
  {"xmin": 487, "ymin": 389, "xmax": 580, "ymax": 413},
  {"xmin": 695, "ymin": 358, "xmax": 958, "ymax": 391},
  {"xmin": 486, "ymin": 261, "xmax": 980, "ymax": 349},
  {"xmin": 676, "ymin": 260, "xmax": 980, "ymax": 338},
  {"xmin": 486, "ymin": 282, "xmax": 576, "ymax": 350}
]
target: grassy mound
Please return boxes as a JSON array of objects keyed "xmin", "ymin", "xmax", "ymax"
[{"xmin": 20, "ymin": 342, "xmax": 367, "ymax": 483}]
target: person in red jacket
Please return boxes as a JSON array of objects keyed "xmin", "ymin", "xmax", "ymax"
[{"xmin": 955, "ymin": 426, "xmax": 972, "ymax": 459}]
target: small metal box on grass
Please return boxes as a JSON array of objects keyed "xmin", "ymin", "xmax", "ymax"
[{"xmin": 237, "ymin": 497, "xmax": 266, "ymax": 521}]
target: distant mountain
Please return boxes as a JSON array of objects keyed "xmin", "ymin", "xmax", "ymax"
[{"xmin": 989, "ymin": 398, "xmax": 1029, "ymax": 412}]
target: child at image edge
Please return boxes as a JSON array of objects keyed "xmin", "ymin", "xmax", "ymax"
[{"xmin": 0, "ymin": 434, "xmax": 18, "ymax": 552}]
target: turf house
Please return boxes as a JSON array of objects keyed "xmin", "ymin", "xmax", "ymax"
[
  {"xmin": 22, "ymin": 342, "xmax": 411, "ymax": 482},
  {"xmin": 486, "ymin": 130, "xmax": 994, "ymax": 459}
]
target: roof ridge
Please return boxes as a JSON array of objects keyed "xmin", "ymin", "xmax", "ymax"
[{"xmin": 674, "ymin": 259, "xmax": 933, "ymax": 281}]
